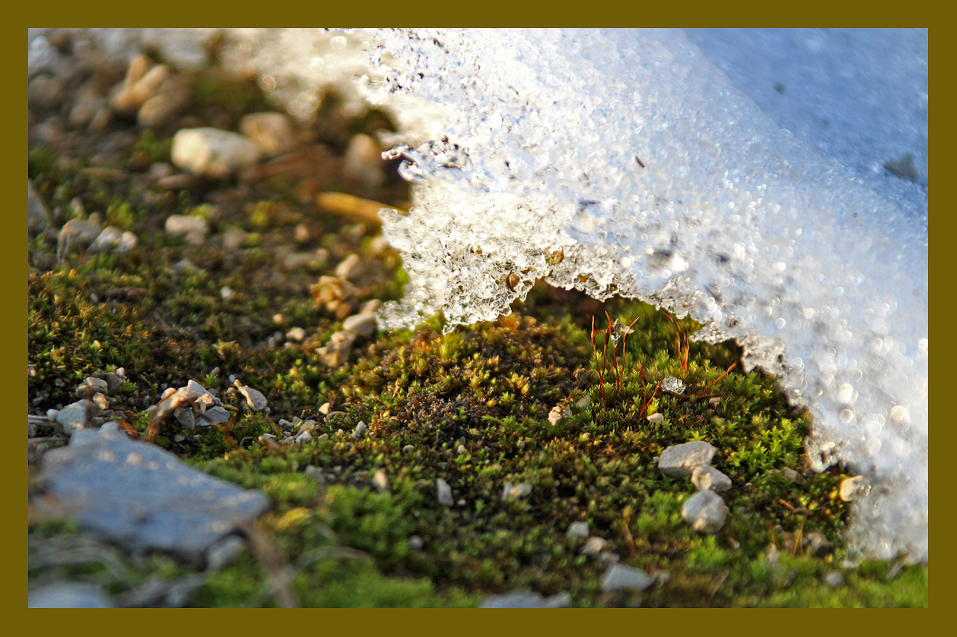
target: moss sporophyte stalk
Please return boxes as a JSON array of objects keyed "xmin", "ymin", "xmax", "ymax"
[{"xmin": 27, "ymin": 32, "xmax": 926, "ymax": 607}]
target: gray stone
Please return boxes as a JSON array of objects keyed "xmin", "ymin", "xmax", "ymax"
[
  {"xmin": 204, "ymin": 406, "xmax": 231, "ymax": 424},
  {"xmin": 88, "ymin": 226, "xmax": 124, "ymax": 253},
  {"xmin": 234, "ymin": 380, "xmax": 267, "ymax": 412},
  {"xmin": 28, "ymin": 75, "xmax": 65, "ymax": 110},
  {"xmin": 646, "ymin": 412, "xmax": 664, "ymax": 424},
  {"xmin": 372, "ymin": 469, "xmax": 390, "ymax": 493},
  {"xmin": 335, "ymin": 253, "xmax": 364, "ymax": 281},
  {"xmin": 165, "ymin": 214, "xmax": 208, "ymax": 238},
  {"xmin": 691, "ymin": 465, "xmax": 733, "ymax": 493},
  {"xmin": 171, "ymin": 128, "xmax": 260, "ymax": 179},
  {"xmin": 137, "ymin": 77, "xmax": 189, "ymax": 128},
  {"xmin": 601, "ymin": 563, "xmax": 653, "ymax": 592},
  {"xmin": 57, "ymin": 217, "xmax": 102, "ymax": 262},
  {"xmin": 804, "ymin": 531, "xmax": 833, "ymax": 558},
  {"xmin": 681, "ymin": 490, "xmax": 728, "ymax": 534},
  {"xmin": 824, "ymin": 571, "xmax": 845, "ymax": 588},
  {"xmin": 76, "ymin": 376, "xmax": 109, "ymax": 396},
  {"xmin": 658, "ymin": 440, "xmax": 718, "ymax": 477},
  {"xmin": 316, "ymin": 330, "xmax": 357, "ymax": 368},
  {"xmin": 35, "ymin": 427, "xmax": 270, "ymax": 560},
  {"xmin": 342, "ymin": 312, "xmax": 378, "ymax": 336},
  {"xmin": 56, "ymin": 400, "xmax": 92, "ymax": 436},
  {"xmin": 69, "ymin": 86, "xmax": 105, "ymax": 128},
  {"xmin": 28, "ymin": 180, "xmax": 52, "ymax": 233},
  {"xmin": 408, "ymin": 535, "xmax": 424, "ymax": 550},
  {"xmin": 782, "ymin": 467, "xmax": 805, "ymax": 484},
  {"xmin": 240, "ymin": 112, "xmax": 298, "ymax": 157},
  {"xmin": 436, "ymin": 478, "xmax": 454, "ymax": 506},
  {"xmin": 501, "ymin": 481, "xmax": 533, "ymax": 501},
  {"xmin": 286, "ymin": 327, "xmax": 306, "ymax": 342},
  {"xmin": 566, "ymin": 521, "xmax": 589, "ymax": 538},
  {"xmin": 352, "ymin": 421, "xmax": 368, "ymax": 441},
  {"xmin": 361, "ymin": 298, "xmax": 384, "ymax": 314},
  {"xmin": 548, "ymin": 404, "xmax": 571, "ymax": 426},
  {"xmin": 174, "ymin": 407, "xmax": 195, "ymax": 430},
  {"xmin": 480, "ymin": 590, "xmax": 571, "ymax": 608},
  {"xmin": 582, "ymin": 536, "xmax": 610, "ymax": 557},
  {"xmin": 29, "ymin": 583, "xmax": 113, "ymax": 608}
]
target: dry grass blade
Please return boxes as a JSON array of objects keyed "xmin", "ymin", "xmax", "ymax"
[
  {"xmin": 239, "ymin": 519, "xmax": 299, "ymax": 608},
  {"xmin": 316, "ymin": 192, "xmax": 406, "ymax": 226}
]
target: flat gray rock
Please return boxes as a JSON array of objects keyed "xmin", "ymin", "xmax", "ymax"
[
  {"xmin": 691, "ymin": 465, "xmax": 733, "ymax": 492},
  {"xmin": 601, "ymin": 563, "xmax": 653, "ymax": 592},
  {"xmin": 55, "ymin": 399, "xmax": 92, "ymax": 436},
  {"xmin": 171, "ymin": 127, "xmax": 260, "ymax": 179},
  {"xmin": 35, "ymin": 427, "xmax": 270, "ymax": 561},
  {"xmin": 436, "ymin": 478, "xmax": 453, "ymax": 506},
  {"xmin": 29, "ymin": 583, "xmax": 113, "ymax": 608},
  {"xmin": 480, "ymin": 590, "xmax": 571, "ymax": 608},
  {"xmin": 658, "ymin": 440, "xmax": 717, "ymax": 477},
  {"xmin": 681, "ymin": 490, "xmax": 728, "ymax": 534}
]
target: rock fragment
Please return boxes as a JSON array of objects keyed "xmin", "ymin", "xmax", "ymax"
[
  {"xmin": 240, "ymin": 112, "xmax": 298, "ymax": 157},
  {"xmin": 480, "ymin": 591, "xmax": 571, "ymax": 608},
  {"xmin": 57, "ymin": 216, "xmax": 102, "ymax": 262},
  {"xmin": 151, "ymin": 379, "xmax": 229, "ymax": 430},
  {"xmin": 501, "ymin": 482, "xmax": 533, "ymax": 501},
  {"xmin": 436, "ymin": 478, "xmax": 454, "ymax": 506},
  {"xmin": 352, "ymin": 421, "xmax": 368, "ymax": 441},
  {"xmin": 55, "ymin": 400, "xmax": 92, "ymax": 436},
  {"xmin": 824, "ymin": 571, "xmax": 846, "ymax": 588},
  {"xmin": 29, "ymin": 583, "xmax": 113, "ymax": 608},
  {"xmin": 316, "ymin": 330, "xmax": 357, "ymax": 368},
  {"xmin": 165, "ymin": 214, "xmax": 209, "ymax": 245},
  {"xmin": 548, "ymin": 404, "xmax": 571, "ymax": 426},
  {"xmin": 76, "ymin": 376, "xmax": 109, "ymax": 397},
  {"xmin": 691, "ymin": 465, "xmax": 733, "ymax": 493},
  {"xmin": 566, "ymin": 521, "xmax": 589, "ymax": 538},
  {"xmin": 601, "ymin": 563, "xmax": 653, "ymax": 592},
  {"xmin": 342, "ymin": 312, "xmax": 377, "ymax": 336},
  {"xmin": 582, "ymin": 536, "xmax": 610, "ymax": 557},
  {"xmin": 34, "ymin": 427, "xmax": 270, "ymax": 560},
  {"xmin": 681, "ymin": 490, "xmax": 728, "ymax": 534},
  {"xmin": 803, "ymin": 531, "xmax": 833, "ymax": 558},
  {"xmin": 88, "ymin": 226, "xmax": 123, "ymax": 253},
  {"xmin": 334, "ymin": 253, "xmax": 364, "ymax": 281},
  {"xmin": 234, "ymin": 380, "xmax": 267, "ymax": 412},
  {"xmin": 372, "ymin": 469, "xmax": 390, "ymax": 493},
  {"xmin": 657, "ymin": 440, "xmax": 717, "ymax": 478},
  {"xmin": 171, "ymin": 128, "xmax": 260, "ymax": 179}
]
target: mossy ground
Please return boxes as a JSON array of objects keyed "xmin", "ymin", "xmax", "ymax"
[{"xmin": 27, "ymin": 56, "xmax": 928, "ymax": 608}]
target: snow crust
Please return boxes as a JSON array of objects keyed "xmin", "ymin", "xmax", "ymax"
[{"xmin": 29, "ymin": 28, "xmax": 928, "ymax": 564}]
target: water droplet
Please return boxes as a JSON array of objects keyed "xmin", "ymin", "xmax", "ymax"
[{"xmin": 838, "ymin": 383, "xmax": 855, "ymax": 404}]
